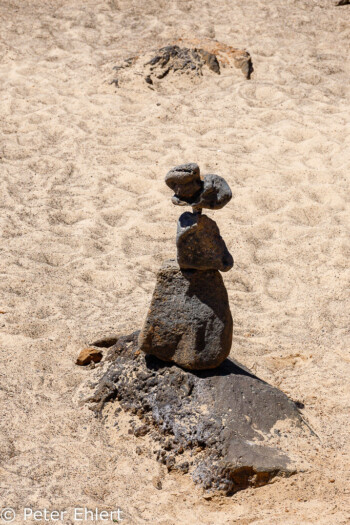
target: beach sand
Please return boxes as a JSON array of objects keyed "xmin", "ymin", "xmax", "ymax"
[{"xmin": 0, "ymin": 0, "xmax": 349, "ymax": 523}]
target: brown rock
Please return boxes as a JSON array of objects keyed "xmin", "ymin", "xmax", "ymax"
[
  {"xmin": 76, "ymin": 348, "xmax": 103, "ymax": 366},
  {"xmin": 171, "ymin": 173, "xmax": 232, "ymax": 210},
  {"xmin": 152, "ymin": 476, "xmax": 162, "ymax": 490},
  {"xmin": 138, "ymin": 260, "xmax": 233, "ymax": 370},
  {"xmin": 192, "ymin": 173, "xmax": 232, "ymax": 210},
  {"xmin": 165, "ymin": 163, "xmax": 202, "ymax": 201},
  {"xmin": 176, "ymin": 212, "xmax": 233, "ymax": 272}
]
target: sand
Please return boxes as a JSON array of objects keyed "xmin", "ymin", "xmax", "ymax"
[{"xmin": 0, "ymin": 0, "xmax": 349, "ymax": 523}]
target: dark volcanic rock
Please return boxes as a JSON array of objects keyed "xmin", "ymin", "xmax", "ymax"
[
  {"xmin": 145, "ymin": 45, "xmax": 221, "ymax": 85},
  {"xmin": 165, "ymin": 163, "xmax": 202, "ymax": 201},
  {"xmin": 170, "ymin": 173, "xmax": 232, "ymax": 210},
  {"xmin": 198, "ymin": 49, "xmax": 220, "ymax": 74},
  {"xmin": 138, "ymin": 260, "xmax": 233, "ymax": 370},
  {"xmin": 87, "ymin": 331, "xmax": 304, "ymax": 495},
  {"xmin": 192, "ymin": 173, "xmax": 232, "ymax": 210},
  {"xmin": 177, "ymin": 212, "xmax": 233, "ymax": 272}
]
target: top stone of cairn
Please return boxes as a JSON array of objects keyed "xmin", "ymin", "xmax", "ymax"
[{"xmin": 165, "ymin": 163, "xmax": 232, "ymax": 210}]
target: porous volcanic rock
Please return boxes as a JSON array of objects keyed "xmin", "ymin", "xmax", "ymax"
[
  {"xmin": 193, "ymin": 173, "xmax": 232, "ymax": 210},
  {"xmin": 171, "ymin": 173, "xmax": 232, "ymax": 210},
  {"xmin": 85, "ymin": 331, "xmax": 305, "ymax": 495},
  {"xmin": 110, "ymin": 40, "xmax": 253, "ymax": 92},
  {"xmin": 165, "ymin": 163, "xmax": 202, "ymax": 201},
  {"xmin": 138, "ymin": 260, "xmax": 233, "ymax": 370},
  {"xmin": 177, "ymin": 212, "xmax": 233, "ymax": 272},
  {"xmin": 145, "ymin": 45, "xmax": 221, "ymax": 83}
]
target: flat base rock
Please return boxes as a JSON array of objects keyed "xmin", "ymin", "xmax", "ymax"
[
  {"xmin": 138, "ymin": 260, "xmax": 233, "ymax": 370},
  {"xmin": 83, "ymin": 332, "xmax": 311, "ymax": 495}
]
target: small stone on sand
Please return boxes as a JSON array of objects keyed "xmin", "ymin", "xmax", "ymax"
[{"xmin": 76, "ymin": 348, "xmax": 103, "ymax": 366}]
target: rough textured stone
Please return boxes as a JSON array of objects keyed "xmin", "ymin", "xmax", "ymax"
[
  {"xmin": 192, "ymin": 173, "xmax": 232, "ymax": 210},
  {"xmin": 138, "ymin": 260, "xmax": 233, "ymax": 370},
  {"xmin": 84, "ymin": 331, "xmax": 308, "ymax": 495},
  {"xmin": 76, "ymin": 348, "xmax": 103, "ymax": 366},
  {"xmin": 198, "ymin": 49, "xmax": 220, "ymax": 74},
  {"xmin": 111, "ymin": 41, "xmax": 253, "ymax": 91},
  {"xmin": 165, "ymin": 163, "xmax": 201, "ymax": 201},
  {"xmin": 170, "ymin": 173, "xmax": 232, "ymax": 210},
  {"xmin": 144, "ymin": 45, "xmax": 221, "ymax": 85},
  {"xmin": 177, "ymin": 212, "xmax": 233, "ymax": 272}
]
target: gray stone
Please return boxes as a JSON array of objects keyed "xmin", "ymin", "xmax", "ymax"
[
  {"xmin": 144, "ymin": 46, "xmax": 221, "ymax": 86},
  {"xmin": 138, "ymin": 260, "xmax": 233, "ymax": 370},
  {"xmin": 192, "ymin": 173, "xmax": 232, "ymax": 210},
  {"xmin": 177, "ymin": 212, "xmax": 233, "ymax": 272},
  {"xmin": 165, "ymin": 163, "xmax": 202, "ymax": 201},
  {"xmin": 169, "ymin": 172, "xmax": 232, "ymax": 210},
  {"xmin": 86, "ymin": 331, "xmax": 309, "ymax": 495},
  {"xmin": 198, "ymin": 49, "xmax": 220, "ymax": 74}
]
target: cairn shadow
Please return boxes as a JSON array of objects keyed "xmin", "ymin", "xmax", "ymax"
[
  {"xmin": 145, "ymin": 353, "xmax": 262, "ymax": 382},
  {"xmin": 113, "ymin": 330, "xmax": 262, "ymax": 383}
]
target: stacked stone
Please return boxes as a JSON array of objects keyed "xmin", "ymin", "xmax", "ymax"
[{"xmin": 138, "ymin": 163, "xmax": 233, "ymax": 370}]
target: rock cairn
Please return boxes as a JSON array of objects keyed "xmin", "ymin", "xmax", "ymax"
[
  {"xmin": 138, "ymin": 163, "xmax": 234, "ymax": 370},
  {"xmin": 80, "ymin": 165, "xmax": 310, "ymax": 495}
]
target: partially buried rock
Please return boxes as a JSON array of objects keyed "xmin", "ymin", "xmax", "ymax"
[
  {"xmin": 76, "ymin": 348, "xmax": 103, "ymax": 366},
  {"xmin": 82, "ymin": 331, "xmax": 311, "ymax": 495},
  {"xmin": 145, "ymin": 45, "xmax": 221, "ymax": 84},
  {"xmin": 138, "ymin": 260, "xmax": 233, "ymax": 370},
  {"xmin": 198, "ymin": 49, "xmax": 220, "ymax": 74},
  {"xmin": 177, "ymin": 212, "xmax": 233, "ymax": 272}
]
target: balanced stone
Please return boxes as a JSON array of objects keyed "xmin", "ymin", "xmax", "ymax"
[
  {"xmin": 192, "ymin": 173, "xmax": 232, "ymax": 210},
  {"xmin": 170, "ymin": 172, "xmax": 232, "ymax": 210},
  {"xmin": 140, "ymin": 162, "xmax": 234, "ymax": 370},
  {"xmin": 138, "ymin": 260, "xmax": 233, "ymax": 370},
  {"xmin": 165, "ymin": 163, "xmax": 202, "ymax": 202},
  {"xmin": 177, "ymin": 212, "xmax": 233, "ymax": 272}
]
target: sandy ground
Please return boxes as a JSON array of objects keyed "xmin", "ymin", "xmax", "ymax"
[{"xmin": 0, "ymin": 0, "xmax": 350, "ymax": 523}]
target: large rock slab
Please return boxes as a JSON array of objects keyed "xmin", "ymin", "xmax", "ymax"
[
  {"xmin": 177, "ymin": 212, "xmax": 233, "ymax": 271},
  {"xmin": 83, "ymin": 331, "xmax": 309, "ymax": 495},
  {"xmin": 138, "ymin": 260, "xmax": 233, "ymax": 370}
]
